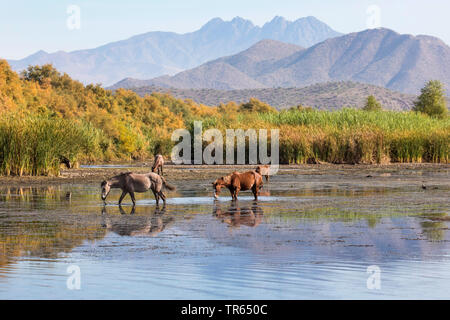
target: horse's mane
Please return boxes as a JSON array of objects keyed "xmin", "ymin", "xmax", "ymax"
[{"xmin": 109, "ymin": 171, "xmax": 133, "ymax": 180}]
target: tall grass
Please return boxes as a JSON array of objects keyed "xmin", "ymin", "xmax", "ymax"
[
  {"xmin": 0, "ymin": 108, "xmax": 448, "ymax": 176},
  {"xmin": 259, "ymin": 109, "xmax": 449, "ymax": 164},
  {"xmin": 0, "ymin": 114, "xmax": 103, "ymax": 176}
]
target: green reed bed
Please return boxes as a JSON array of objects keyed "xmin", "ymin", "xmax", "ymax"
[
  {"xmin": 257, "ymin": 108, "xmax": 449, "ymax": 164},
  {"xmin": 0, "ymin": 114, "xmax": 103, "ymax": 176}
]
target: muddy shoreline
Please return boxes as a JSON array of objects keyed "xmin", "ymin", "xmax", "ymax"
[{"xmin": 0, "ymin": 163, "xmax": 448, "ymax": 187}]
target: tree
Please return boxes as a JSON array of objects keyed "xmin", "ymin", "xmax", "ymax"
[
  {"xmin": 413, "ymin": 80, "xmax": 448, "ymax": 118},
  {"xmin": 239, "ymin": 98, "xmax": 277, "ymax": 113},
  {"xmin": 363, "ymin": 95, "xmax": 382, "ymax": 111},
  {"xmin": 21, "ymin": 64, "xmax": 60, "ymax": 86},
  {"xmin": 293, "ymin": 104, "xmax": 314, "ymax": 112}
]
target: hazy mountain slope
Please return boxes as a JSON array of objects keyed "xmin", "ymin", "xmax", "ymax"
[
  {"xmin": 111, "ymin": 39, "xmax": 303, "ymax": 90},
  {"xmin": 7, "ymin": 16, "xmax": 341, "ymax": 86},
  {"xmin": 125, "ymin": 28, "xmax": 450, "ymax": 95},
  {"xmin": 260, "ymin": 28, "xmax": 450, "ymax": 94},
  {"xmin": 129, "ymin": 81, "xmax": 419, "ymax": 110},
  {"xmin": 149, "ymin": 62, "xmax": 267, "ymax": 90}
]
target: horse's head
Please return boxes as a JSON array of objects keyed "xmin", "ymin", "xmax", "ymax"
[
  {"xmin": 212, "ymin": 178, "xmax": 225, "ymax": 199},
  {"xmin": 212, "ymin": 175, "xmax": 232, "ymax": 198},
  {"xmin": 101, "ymin": 180, "xmax": 111, "ymax": 201}
]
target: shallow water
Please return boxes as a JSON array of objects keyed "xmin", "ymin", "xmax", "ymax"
[{"xmin": 0, "ymin": 167, "xmax": 449, "ymax": 299}]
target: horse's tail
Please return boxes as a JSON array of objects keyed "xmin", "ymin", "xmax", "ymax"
[{"xmin": 161, "ymin": 176, "xmax": 176, "ymax": 191}]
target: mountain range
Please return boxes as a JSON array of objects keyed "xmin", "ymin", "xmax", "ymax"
[
  {"xmin": 114, "ymin": 28, "xmax": 450, "ymax": 95},
  {"xmin": 7, "ymin": 16, "xmax": 341, "ymax": 86}
]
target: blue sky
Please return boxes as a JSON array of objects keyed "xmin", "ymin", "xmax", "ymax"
[{"xmin": 1, "ymin": 0, "xmax": 449, "ymax": 59}]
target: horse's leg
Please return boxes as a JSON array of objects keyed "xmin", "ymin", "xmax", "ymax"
[
  {"xmin": 229, "ymin": 187, "xmax": 235, "ymax": 200},
  {"xmin": 252, "ymin": 185, "xmax": 258, "ymax": 200},
  {"xmin": 151, "ymin": 189, "xmax": 158, "ymax": 206},
  {"xmin": 129, "ymin": 191, "xmax": 136, "ymax": 206},
  {"xmin": 118, "ymin": 191, "xmax": 127, "ymax": 205},
  {"xmin": 266, "ymin": 175, "xmax": 269, "ymax": 182},
  {"xmin": 234, "ymin": 187, "xmax": 240, "ymax": 200},
  {"xmin": 159, "ymin": 191, "xmax": 166, "ymax": 203},
  {"xmin": 155, "ymin": 192, "xmax": 160, "ymax": 206}
]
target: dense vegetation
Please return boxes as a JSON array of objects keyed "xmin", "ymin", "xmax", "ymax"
[{"xmin": 0, "ymin": 60, "xmax": 448, "ymax": 176}]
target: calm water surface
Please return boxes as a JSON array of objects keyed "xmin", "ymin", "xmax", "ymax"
[{"xmin": 0, "ymin": 168, "xmax": 449, "ymax": 299}]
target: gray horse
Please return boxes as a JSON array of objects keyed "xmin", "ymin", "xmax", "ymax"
[{"xmin": 101, "ymin": 172, "xmax": 175, "ymax": 206}]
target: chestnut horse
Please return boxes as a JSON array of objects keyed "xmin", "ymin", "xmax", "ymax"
[
  {"xmin": 152, "ymin": 154, "xmax": 164, "ymax": 176},
  {"xmin": 101, "ymin": 172, "xmax": 175, "ymax": 206},
  {"xmin": 212, "ymin": 171, "xmax": 263, "ymax": 200},
  {"xmin": 255, "ymin": 165, "xmax": 270, "ymax": 182}
]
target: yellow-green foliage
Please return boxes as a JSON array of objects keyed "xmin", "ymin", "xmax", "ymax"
[
  {"xmin": 0, "ymin": 115, "xmax": 103, "ymax": 176},
  {"xmin": 0, "ymin": 60, "xmax": 449, "ymax": 175}
]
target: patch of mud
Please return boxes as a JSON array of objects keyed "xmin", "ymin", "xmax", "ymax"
[{"xmin": 0, "ymin": 163, "xmax": 448, "ymax": 187}]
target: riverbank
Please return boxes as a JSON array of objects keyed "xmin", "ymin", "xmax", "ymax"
[{"xmin": 0, "ymin": 163, "xmax": 448, "ymax": 187}]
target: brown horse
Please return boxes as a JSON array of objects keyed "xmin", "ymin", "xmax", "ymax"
[
  {"xmin": 101, "ymin": 172, "xmax": 175, "ymax": 206},
  {"xmin": 212, "ymin": 171, "xmax": 263, "ymax": 200},
  {"xmin": 255, "ymin": 165, "xmax": 270, "ymax": 182},
  {"xmin": 152, "ymin": 154, "xmax": 164, "ymax": 176}
]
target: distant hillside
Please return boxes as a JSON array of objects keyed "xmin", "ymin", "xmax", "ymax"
[
  {"xmin": 7, "ymin": 16, "xmax": 341, "ymax": 86},
  {"xmin": 111, "ymin": 39, "xmax": 303, "ymax": 90},
  {"xmin": 119, "ymin": 28, "xmax": 450, "ymax": 95},
  {"xmin": 129, "ymin": 81, "xmax": 419, "ymax": 110}
]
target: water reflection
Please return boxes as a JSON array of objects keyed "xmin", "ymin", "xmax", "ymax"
[
  {"xmin": 100, "ymin": 205, "xmax": 174, "ymax": 237},
  {"xmin": 0, "ymin": 211, "xmax": 106, "ymax": 267},
  {"xmin": 213, "ymin": 201, "xmax": 264, "ymax": 228},
  {"xmin": 0, "ymin": 186, "xmax": 71, "ymax": 210},
  {"xmin": 420, "ymin": 220, "xmax": 447, "ymax": 241}
]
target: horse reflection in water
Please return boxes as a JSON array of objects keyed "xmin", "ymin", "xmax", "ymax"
[
  {"xmin": 101, "ymin": 205, "xmax": 174, "ymax": 237},
  {"xmin": 213, "ymin": 200, "xmax": 264, "ymax": 229}
]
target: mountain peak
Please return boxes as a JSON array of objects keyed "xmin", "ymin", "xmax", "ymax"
[
  {"xmin": 230, "ymin": 16, "xmax": 254, "ymax": 27},
  {"xmin": 270, "ymin": 16, "xmax": 288, "ymax": 23},
  {"xmin": 264, "ymin": 16, "xmax": 289, "ymax": 28},
  {"xmin": 300, "ymin": 16, "xmax": 321, "ymax": 22},
  {"xmin": 31, "ymin": 49, "xmax": 48, "ymax": 56},
  {"xmin": 231, "ymin": 16, "xmax": 246, "ymax": 22},
  {"xmin": 201, "ymin": 17, "xmax": 224, "ymax": 28}
]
